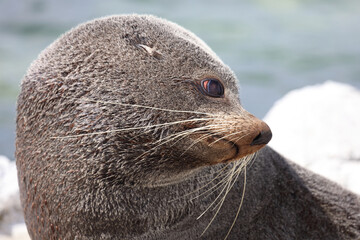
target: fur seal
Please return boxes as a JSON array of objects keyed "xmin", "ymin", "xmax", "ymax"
[{"xmin": 16, "ymin": 15, "xmax": 360, "ymax": 239}]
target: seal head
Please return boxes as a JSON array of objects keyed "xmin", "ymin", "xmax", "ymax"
[{"xmin": 16, "ymin": 15, "xmax": 271, "ymax": 239}]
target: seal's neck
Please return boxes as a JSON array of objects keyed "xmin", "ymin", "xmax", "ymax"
[
  {"xmin": 80, "ymin": 147, "xmax": 293, "ymax": 238},
  {"xmin": 82, "ymin": 163, "xmax": 243, "ymax": 238}
]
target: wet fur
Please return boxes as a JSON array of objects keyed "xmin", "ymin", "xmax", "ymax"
[{"xmin": 16, "ymin": 15, "xmax": 360, "ymax": 239}]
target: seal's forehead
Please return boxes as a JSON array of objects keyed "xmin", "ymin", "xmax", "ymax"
[
  {"xmin": 94, "ymin": 15, "xmax": 219, "ymax": 57},
  {"xmin": 34, "ymin": 14, "xmax": 238, "ymax": 93},
  {"xmin": 62, "ymin": 15, "xmax": 222, "ymax": 66}
]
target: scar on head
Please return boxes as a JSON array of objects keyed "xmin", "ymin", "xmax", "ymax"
[{"xmin": 136, "ymin": 44, "xmax": 163, "ymax": 60}]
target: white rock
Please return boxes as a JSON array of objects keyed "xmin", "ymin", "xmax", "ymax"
[
  {"xmin": 0, "ymin": 156, "xmax": 30, "ymax": 240},
  {"xmin": 264, "ymin": 81, "xmax": 360, "ymax": 194}
]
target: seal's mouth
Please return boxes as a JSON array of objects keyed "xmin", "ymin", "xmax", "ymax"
[
  {"xmin": 220, "ymin": 138, "xmax": 268, "ymax": 164},
  {"xmin": 222, "ymin": 139, "xmax": 240, "ymax": 163},
  {"xmin": 204, "ymin": 136, "xmax": 258, "ymax": 164},
  {"xmin": 202, "ymin": 135, "xmax": 240, "ymax": 164}
]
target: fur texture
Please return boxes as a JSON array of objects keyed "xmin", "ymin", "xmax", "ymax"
[{"xmin": 16, "ymin": 15, "xmax": 360, "ymax": 239}]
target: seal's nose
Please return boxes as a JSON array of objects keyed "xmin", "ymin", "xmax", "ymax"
[{"xmin": 250, "ymin": 123, "xmax": 272, "ymax": 146}]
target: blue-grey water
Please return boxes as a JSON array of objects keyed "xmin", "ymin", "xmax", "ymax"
[{"xmin": 1, "ymin": 0, "xmax": 360, "ymax": 159}]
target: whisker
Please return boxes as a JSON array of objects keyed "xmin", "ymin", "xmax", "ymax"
[
  {"xmin": 77, "ymin": 98, "xmax": 217, "ymax": 116},
  {"xmin": 140, "ymin": 123, "xmax": 229, "ymax": 162},
  {"xmin": 51, "ymin": 117, "xmax": 215, "ymax": 139},
  {"xmin": 156, "ymin": 123, "xmax": 226, "ymax": 145},
  {"xmin": 189, "ymin": 164, "xmax": 237, "ymax": 202},
  {"xmin": 200, "ymin": 153, "xmax": 255, "ymax": 237},
  {"xmin": 246, "ymin": 151, "xmax": 259, "ymax": 170},
  {"xmin": 197, "ymin": 161, "xmax": 239, "ymax": 220},
  {"xmin": 193, "ymin": 172, "xmax": 234, "ymax": 203},
  {"xmin": 180, "ymin": 124, "xmax": 237, "ymax": 157},
  {"xmin": 132, "ymin": 125, "xmax": 223, "ymax": 162},
  {"xmin": 196, "ymin": 176, "xmax": 230, "ymax": 221},
  {"xmin": 168, "ymin": 164, "xmax": 230, "ymax": 202},
  {"xmin": 193, "ymin": 163, "xmax": 230, "ymax": 183},
  {"xmin": 223, "ymin": 165, "xmax": 248, "ymax": 240},
  {"xmin": 211, "ymin": 162, "xmax": 243, "ymax": 211},
  {"xmin": 199, "ymin": 165, "xmax": 237, "ymax": 236}
]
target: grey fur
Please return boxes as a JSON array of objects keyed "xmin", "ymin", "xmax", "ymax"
[{"xmin": 16, "ymin": 15, "xmax": 360, "ymax": 239}]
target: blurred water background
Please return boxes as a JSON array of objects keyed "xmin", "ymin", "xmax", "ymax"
[{"xmin": 0, "ymin": 0, "xmax": 360, "ymax": 160}]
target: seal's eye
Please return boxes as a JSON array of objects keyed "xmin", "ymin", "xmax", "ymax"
[{"xmin": 201, "ymin": 79, "xmax": 224, "ymax": 98}]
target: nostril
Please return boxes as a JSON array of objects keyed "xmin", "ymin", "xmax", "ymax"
[
  {"xmin": 252, "ymin": 132, "xmax": 262, "ymax": 144},
  {"xmin": 250, "ymin": 130, "xmax": 272, "ymax": 146}
]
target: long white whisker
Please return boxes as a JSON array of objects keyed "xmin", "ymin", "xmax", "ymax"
[
  {"xmin": 133, "ymin": 125, "xmax": 224, "ymax": 161},
  {"xmin": 51, "ymin": 117, "xmax": 215, "ymax": 139},
  {"xmin": 169, "ymin": 164, "xmax": 230, "ymax": 202},
  {"xmin": 196, "ymin": 177, "xmax": 229, "ymax": 221},
  {"xmin": 189, "ymin": 164, "xmax": 237, "ymax": 202},
  {"xmin": 211, "ymin": 162, "xmax": 243, "ymax": 211},
  {"xmin": 223, "ymin": 166, "xmax": 248, "ymax": 240},
  {"xmin": 156, "ymin": 124, "xmax": 226, "ymax": 145},
  {"xmin": 199, "ymin": 164, "xmax": 237, "ymax": 236},
  {"xmin": 200, "ymin": 153, "xmax": 255, "ymax": 237},
  {"xmin": 180, "ymin": 126, "xmax": 234, "ymax": 157},
  {"xmin": 197, "ymin": 161, "xmax": 239, "ymax": 220},
  {"xmin": 78, "ymin": 98, "xmax": 216, "ymax": 116}
]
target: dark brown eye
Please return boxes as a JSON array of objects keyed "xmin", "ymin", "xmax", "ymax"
[{"xmin": 201, "ymin": 78, "xmax": 224, "ymax": 98}]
